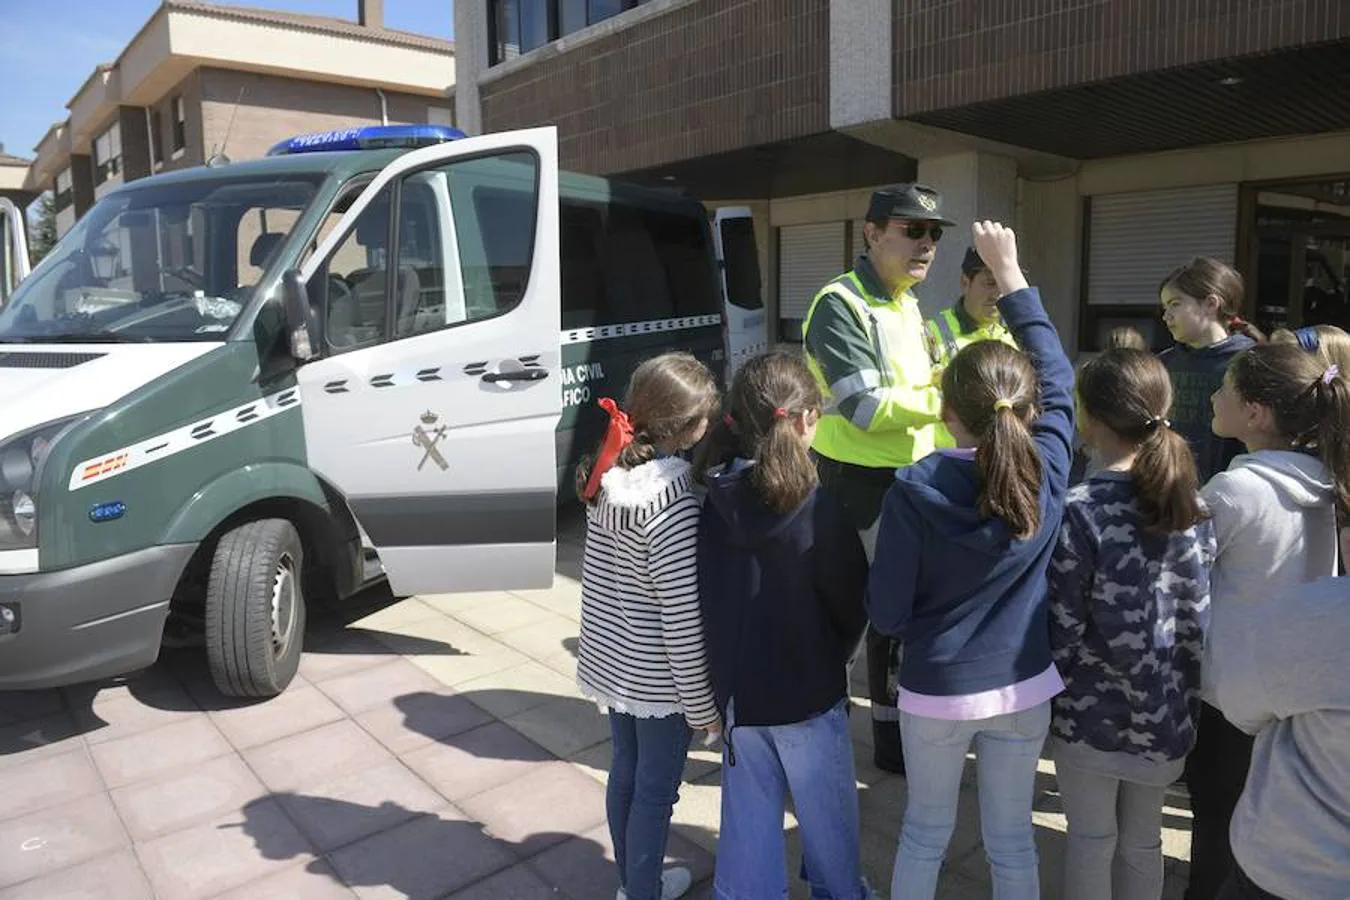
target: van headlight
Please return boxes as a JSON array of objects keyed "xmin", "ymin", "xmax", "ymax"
[{"xmin": 0, "ymin": 416, "xmax": 88, "ymax": 551}]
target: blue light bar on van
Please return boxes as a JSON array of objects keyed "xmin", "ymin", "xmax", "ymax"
[{"xmin": 266, "ymin": 124, "xmax": 467, "ymax": 157}]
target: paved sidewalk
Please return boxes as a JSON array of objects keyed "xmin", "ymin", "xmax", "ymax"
[{"xmin": 0, "ymin": 511, "xmax": 1195, "ymax": 898}]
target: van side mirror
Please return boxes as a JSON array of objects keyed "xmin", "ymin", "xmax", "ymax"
[{"xmin": 281, "ymin": 269, "xmax": 317, "ymax": 361}]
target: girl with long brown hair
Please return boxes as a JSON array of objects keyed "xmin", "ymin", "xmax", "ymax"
[
  {"xmin": 696, "ymin": 350, "xmax": 871, "ymax": 898},
  {"xmin": 575, "ymin": 351, "xmax": 721, "ymax": 900},
  {"xmin": 867, "ymin": 222, "xmax": 1076, "ymax": 900},
  {"xmin": 1049, "ymin": 348, "xmax": 1215, "ymax": 900},
  {"xmin": 1185, "ymin": 343, "xmax": 1348, "ymax": 900},
  {"xmin": 1158, "ymin": 258, "xmax": 1263, "ymax": 483}
]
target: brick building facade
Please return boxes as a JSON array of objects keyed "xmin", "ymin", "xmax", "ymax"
[{"xmin": 455, "ymin": 0, "xmax": 1350, "ymax": 350}]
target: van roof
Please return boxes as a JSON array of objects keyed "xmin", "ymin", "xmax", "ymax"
[{"xmin": 107, "ymin": 146, "xmax": 708, "ymax": 216}]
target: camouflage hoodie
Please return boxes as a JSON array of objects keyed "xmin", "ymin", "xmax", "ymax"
[{"xmin": 1048, "ymin": 471, "xmax": 1216, "ymax": 763}]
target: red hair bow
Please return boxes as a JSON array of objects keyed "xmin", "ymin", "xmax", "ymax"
[{"xmin": 580, "ymin": 397, "xmax": 635, "ymax": 502}]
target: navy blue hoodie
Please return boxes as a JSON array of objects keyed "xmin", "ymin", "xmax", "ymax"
[
  {"xmin": 698, "ymin": 466, "xmax": 869, "ymax": 727},
  {"xmin": 867, "ymin": 287, "xmax": 1076, "ymax": 697}
]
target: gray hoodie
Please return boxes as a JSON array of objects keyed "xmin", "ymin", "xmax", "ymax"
[
  {"xmin": 1201, "ymin": 451, "xmax": 1339, "ymax": 701},
  {"xmin": 1212, "ymin": 575, "xmax": 1350, "ymax": 900}
]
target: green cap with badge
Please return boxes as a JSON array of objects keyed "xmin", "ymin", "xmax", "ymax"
[{"xmin": 865, "ymin": 183, "xmax": 955, "ymax": 226}]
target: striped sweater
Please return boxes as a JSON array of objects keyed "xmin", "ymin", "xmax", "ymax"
[{"xmin": 576, "ymin": 456, "xmax": 719, "ymax": 728}]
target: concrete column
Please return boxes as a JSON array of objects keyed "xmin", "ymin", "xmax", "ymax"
[
  {"xmin": 1019, "ymin": 176, "xmax": 1083, "ymax": 352},
  {"xmin": 453, "ymin": 0, "xmax": 488, "ymax": 135},
  {"xmin": 829, "ymin": 0, "xmax": 891, "ymax": 130},
  {"xmin": 914, "ymin": 152, "xmax": 1018, "ymax": 316},
  {"xmin": 70, "ymin": 154, "xmax": 95, "ymax": 219}
]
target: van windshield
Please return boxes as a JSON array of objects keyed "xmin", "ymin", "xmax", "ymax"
[{"xmin": 0, "ymin": 175, "xmax": 321, "ymax": 343}]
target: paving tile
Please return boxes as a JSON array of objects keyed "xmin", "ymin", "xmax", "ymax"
[
  {"xmin": 243, "ymin": 720, "xmax": 390, "ymax": 793},
  {"xmin": 509, "ymin": 581, "xmax": 583, "ymax": 624},
  {"xmin": 494, "ymin": 616, "xmax": 581, "ymax": 661},
  {"xmin": 537, "ymin": 650, "xmax": 579, "ymax": 681},
  {"xmin": 328, "ymin": 807, "xmax": 517, "ymax": 900},
  {"xmin": 298, "ymin": 630, "xmax": 404, "ymax": 684},
  {"xmin": 419, "ymin": 590, "xmax": 518, "ymax": 617},
  {"xmin": 277, "ymin": 758, "xmax": 445, "ymax": 852},
  {"xmin": 355, "ymin": 689, "xmax": 494, "ymax": 756},
  {"xmin": 401, "ymin": 722, "xmax": 555, "ymax": 804},
  {"xmin": 445, "ymin": 863, "xmax": 560, "ymax": 899},
  {"xmin": 72, "ymin": 685, "xmax": 203, "ymax": 747},
  {"xmin": 0, "ymin": 795, "xmax": 129, "ymax": 890},
  {"xmin": 110, "ymin": 754, "xmax": 267, "ymax": 842},
  {"xmin": 530, "ymin": 820, "xmax": 714, "ymax": 900},
  {"xmin": 453, "ymin": 595, "xmax": 564, "ymax": 635},
  {"xmin": 0, "ymin": 691, "xmax": 65, "ymax": 728},
  {"xmin": 0, "ymin": 713, "xmax": 87, "ymax": 772},
  {"xmin": 88, "ymin": 717, "xmax": 231, "ymax": 789},
  {"xmin": 667, "ymin": 771, "xmax": 725, "ymax": 857},
  {"xmin": 210, "ymin": 861, "xmax": 357, "ymax": 899},
  {"xmin": 135, "ymin": 797, "xmax": 316, "ymax": 900},
  {"xmin": 503, "ymin": 695, "xmax": 611, "ymax": 759},
  {"xmin": 406, "ymin": 645, "xmax": 529, "ymax": 689},
  {"xmin": 314, "ymin": 659, "xmax": 445, "ymax": 716},
  {"xmin": 455, "ymin": 661, "xmax": 582, "ymax": 720},
  {"xmin": 0, "ymin": 849, "xmax": 152, "ymax": 900},
  {"xmin": 207, "ymin": 684, "xmax": 346, "ymax": 750},
  {"xmin": 457, "ymin": 762, "xmax": 606, "ymax": 858},
  {"xmin": 0, "ymin": 748, "xmax": 103, "ymax": 823},
  {"xmin": 346, "ymin": 597, "xmax": 443, "ymax": 632}
]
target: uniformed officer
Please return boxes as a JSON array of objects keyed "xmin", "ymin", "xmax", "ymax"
[
  {"xmin": 802, "ymin": 183, "xmax": 949, "ymax": 774},
  {"xmin": 926, "ymin": 246, "xmax": 1021, "ymax": 447}
]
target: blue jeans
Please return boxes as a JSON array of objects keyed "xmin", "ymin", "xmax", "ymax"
[
  {"xmin": 715, "ymin": 700, "xmax": 868, "ymax": 900},
  {"xmin": 608, "ymin": 712, "xmax": 693, "ymax": 900},
  {"xmin": 893, "ymin": 702, "xmax": 1050, "ymax": 900}
]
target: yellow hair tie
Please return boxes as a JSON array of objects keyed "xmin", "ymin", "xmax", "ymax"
[{"xmin": 993, "ymin": 398, "xmax": 1015, "ymax": 412}]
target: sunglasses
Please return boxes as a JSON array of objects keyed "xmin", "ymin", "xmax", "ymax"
[{"xmin": 899, "ymin": 221, "xmax": 944, "ymax": 242}]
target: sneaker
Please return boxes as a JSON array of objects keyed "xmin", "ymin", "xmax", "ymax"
[{"xmin": 615, "ymin": 867, "xmax": 693, "ymax": 900}]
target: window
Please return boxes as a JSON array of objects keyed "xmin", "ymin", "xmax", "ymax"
[
  {"xmin": 489, "ymin": 0, "xmax": 645, "ymax": 65},
  {"xmin": 93, "ymin": 123, "xmax": 122, "ymax": 185},
  {"xmin": 559, "ymin": 197, "xmax": 719, "ymax": 328},
  {"xmin": 54, "ymin": 168, "xmax": 73, "ymax": 209},
  {"xmin": 312, "ymin": 151, "xmax": 540, "ymax": 349},
  {"xmin": 395, "ymin": 150, "xmax": 540, "ymax": 338},
  {"xmin": 150, "ymin": 110, "xmax": 164, "ymax": 166},
  {"xmin": 171, "ymin": 96, "xmax": 186, "ymax": 153},
  {"xmin": 319, "ymin": 189, "xmax": 392, "ymax": 351},
  {"xmin": 235, "ymin": 207, "xmax": 302, "ymax": 288}
]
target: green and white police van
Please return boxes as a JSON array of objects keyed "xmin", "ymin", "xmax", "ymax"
[{"xmin": 0, "ymin": 124, "xmax": 764, "ymax": 698}]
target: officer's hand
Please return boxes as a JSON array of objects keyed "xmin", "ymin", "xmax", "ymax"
[{"xmin": 972, "ymin": 221, "xmax": 1029, "ymax": 296}]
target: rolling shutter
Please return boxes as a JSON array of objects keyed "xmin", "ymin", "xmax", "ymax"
[
  {"xmin": 1087, "ymin": 184, "xmax": 1238, "ymax": 306},
  {"xmin": 778, "ymin": 222, "xmax": 846, "ymax": 321}
]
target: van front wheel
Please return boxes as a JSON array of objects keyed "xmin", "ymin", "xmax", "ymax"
[{"xmin": 205, "ymin": 518, "xmax": 307, "ymax": 698}]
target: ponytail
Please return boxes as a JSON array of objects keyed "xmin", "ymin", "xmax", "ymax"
[
  {"xmin": 1131, "ymin": 421, "xmax": 1205, "ymax": 534},
  {"xmin": 1314, "ymin": 368, "xmax": 1350, "ymax": 520},
  {"xmin": 751, "ymin": 411, "xmax": 817, "ymax": 514},
  {"xmin": 943, "ymin": 341, "xmax": 1042, "ymax": 541},
  {"xmin": 1231, "ymin": 344, "xmax": 1350, "ymax": 518},
  {"xmin": 1077, "ymin": 349, "xmax": 1207, "ymax": 534},
  {"xmin": 976, "ymin": 403, "xmax": 1042, "ymax": 540},
  {"xmin": 698, "ymin": 351, "xmax": 822, "ymax": 514}
]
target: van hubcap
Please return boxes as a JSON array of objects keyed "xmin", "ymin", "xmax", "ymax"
[{"xmin": 271, "ymin": 552, "xmax": 299, "ymax": 656}]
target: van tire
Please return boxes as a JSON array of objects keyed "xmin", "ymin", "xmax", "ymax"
[{"xmin": 205, "ymin": 518, "xmax": 306, "ymax": 698}]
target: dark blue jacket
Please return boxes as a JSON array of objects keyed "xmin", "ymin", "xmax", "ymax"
[
  {"xmin": 1160, "ymin": 334, "xmax": 1255, "ymax": 483},
  {"xmin": 867, "ymin": 287, "xmax": 1076, "ymax": 696},
  {"xmin": 698, "ymin": 465, "xmax": 869, "ymax": 727}
]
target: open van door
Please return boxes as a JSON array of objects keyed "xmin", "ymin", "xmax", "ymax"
[
  {"xmin": 0, "ymin": 197, "xmax": 29, "ymax": 304},
  {"xmin": 295, "ymin": 127, "xmax": 562, "ymax": 597},
  {"xmin": 712, "ymin": 207, "xmax": 767, "ymax": 378}
]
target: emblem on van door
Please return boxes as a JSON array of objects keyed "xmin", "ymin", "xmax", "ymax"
[{"xmin": 412, "ymin": 411, "xmax": 449, "ymax": 472}]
